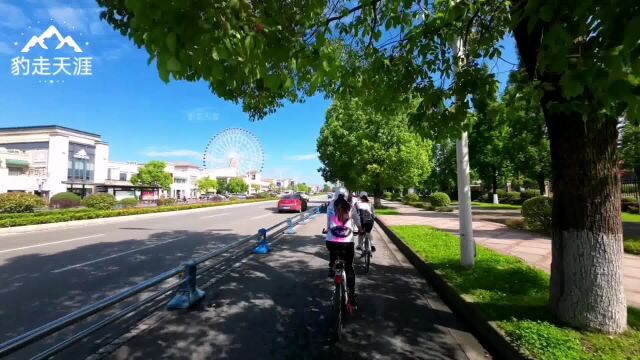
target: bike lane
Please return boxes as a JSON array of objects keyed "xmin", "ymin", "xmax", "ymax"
[{"xmin": 107, "ymin": 215, "xmax": 490, "ymax": 360}]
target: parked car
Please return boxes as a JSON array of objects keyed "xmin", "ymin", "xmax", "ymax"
[{"xmin": 277, "ymin": 194, "xmax": 308, "ymax": 213}]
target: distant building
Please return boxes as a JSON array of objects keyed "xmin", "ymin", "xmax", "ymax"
[
  {"xmin": 0, "ymin": 125, "xmax": 109, "ymax": 199},
  {"xmin": 0, "ymin": 125, "xmax": 265, "ymax": 200}
]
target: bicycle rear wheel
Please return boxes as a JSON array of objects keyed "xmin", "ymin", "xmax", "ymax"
[
  {"xmin": 364, "ymin": 234, "xmax": 371, "ymax": 273},
  {"xmin": 332, "ymin": 282, "xmax": 343, "ymax": 341}
]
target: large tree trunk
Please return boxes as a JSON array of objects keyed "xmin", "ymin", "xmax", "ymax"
[
  {"xmin": 537, "ymin": 172, "xmax": 545, "ymax": 196},
  {"xmin": 545, "ymin": 105, "xmax": 626, "ymax": 333},
  {"xmin": 373, "ymin": 182, "xmax": 383, "ymax": 207},
  {"xmin": 513, "ymin": 5, "xmax": 626, "ymax": 333}
]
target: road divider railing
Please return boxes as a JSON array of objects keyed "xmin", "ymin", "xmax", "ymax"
[{"xmin": 0, "ymin": 206, "xmax": 321, "ymax": 360}]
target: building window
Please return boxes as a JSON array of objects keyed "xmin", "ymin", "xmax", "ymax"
[
  {"xmin": 119, "ymin": 172, "xmax": 127, "ymax": 181},
  {"xmin": 8, "ymin": 167, "xmax": 26, "ymax": 176},
  {"xmin": 107, "ymin": 168, "xmax": 112, "ymax": 180},
  {"xmin": 174, "ymin": 177, "xmax": 186, "ymax": 184}
]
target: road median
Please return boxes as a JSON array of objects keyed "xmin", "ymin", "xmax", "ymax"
[{"xmin": 0, "ymin": 198, "xmax": 277, "ymax": 235}]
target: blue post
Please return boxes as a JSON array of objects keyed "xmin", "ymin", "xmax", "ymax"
[
  {"xmin": 285, "ymin": 218, "xmax": 296, "ymax": 234},
  {"xmin": 299, "ymin": 211, "xmax": 308, "ymax": 225},
  {"xmin": 167, "ymin": 260, "xmax": 205, "ymax": 310},
  {"xmin": 253, "ymin": 228, "xmax": 270, "ymax": 254}
]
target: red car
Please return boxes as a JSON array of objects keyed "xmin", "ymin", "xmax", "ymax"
[{"xmin": 277, "ymin": 194, "xmax": 308, "ymax": 213}]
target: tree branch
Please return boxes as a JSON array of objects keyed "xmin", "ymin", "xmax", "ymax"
[{"xmin": 325, "ymin": 0, "xmax": 380, "ymax": 24}]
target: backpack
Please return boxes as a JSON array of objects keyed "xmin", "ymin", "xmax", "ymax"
[{"xmin": 359, "ymin": 207, "xmax": 374, "ymax": 225}]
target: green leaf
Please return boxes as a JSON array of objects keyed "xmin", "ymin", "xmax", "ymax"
[
  {"xmin": 283, "ymin": 76, "xmax": 294, "ymax": 90},
  {"xmin": 539, "ymin": 4, "xmax": 554, "ymax": 22},
  {"xmin": 166, "ymin": 57, "xmax": 181, "ymax": 71},
  {"xmin": 166, "ymin": 32, "xmax": 176, "ymax": 53},
  {"xmin": 244, "ymin": 35, "xmax": 254, "ymax": 53},
  {"xmin": 264, "ymin": 74, "xmax": 280, "ymax": 90}
]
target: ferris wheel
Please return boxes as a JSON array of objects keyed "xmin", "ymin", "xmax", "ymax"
[{"xmin": 202, "ymin": 128, "xmax": 265, "ymax": 175}]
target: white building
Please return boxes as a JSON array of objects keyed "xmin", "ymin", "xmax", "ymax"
[
  {"xmin": 0, "ymin": 125, "xmax": 263, "ymax": 200},
  {"xmin": 0, "ymin": 125, "xmax": 109, "ymax": 199}
]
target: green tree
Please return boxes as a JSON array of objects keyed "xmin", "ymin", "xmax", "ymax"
[
  {"xmin": 323, "ymin": 184, "xmax": 332, "ymax": 193},
  {"xmin": 621, "ymin": 124, "xmax": 640, "ymax": 176},
  {"xmin": 423, "ymin": 140, "xmax": 458, "ymax": 196},
  {"xmin": 225, "ymin": 178, "xmax": 249, "ymax": 194},
  {"xmin": 468, "ymin": 83, "xmax": 512, "ymax": 199},
  {"xmin": 130, "ymin": 161, "xmax": 172, "ymax": 191},
  {"xmin": 296, "ymin": 183, "xmax": 310, "ymax": 193},
  {"xmin": 197, "ymin": 176, "xmax": 218, "ymax": 194},
  {"xmin": 251, "ymin": 183, "xmax": 261, "ymax": 192},
  {"xmin": 99, "ymin": 0, "xmax": 640, "ymax": 332},
  {"xmin": 317, "ymin": 98, "xmax": 433, "ymax": 206},
  {"xmin": 501, "ymin": 70, "xmax": 551, "ymax": 195}
]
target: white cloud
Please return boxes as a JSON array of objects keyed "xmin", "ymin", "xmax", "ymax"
[
  {"xmin": 285, "ymin": 153, "xmax": 317, "ymax": 161},
  {"xmin": 143, "ymin": 149, "xmax": 201, "ymax": 159},
  {"xmin": 0, "ymin": 3, "xmax": 30, "ymax": 29},
  {"xmin": 36, "ymin": 5, "xmax": 107, "ymax": 35}
]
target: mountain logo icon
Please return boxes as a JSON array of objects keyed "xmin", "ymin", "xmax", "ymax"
[{"xmin": 20, "ymin": 25, "xmax": 83, "ymax": 53}]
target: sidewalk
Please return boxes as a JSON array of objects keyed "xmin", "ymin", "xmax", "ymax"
[
  {"xmin": 379, "ymin": 201, "xmax": 640, "ymax": 307},
  {"xmin": 107, "ymin": 214, "xmax": 489, "ymax": 360}
]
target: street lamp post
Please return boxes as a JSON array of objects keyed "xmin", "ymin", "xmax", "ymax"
[{"xmin": 452, "ymin": 37, "xmax": 475, "ymax": 269}]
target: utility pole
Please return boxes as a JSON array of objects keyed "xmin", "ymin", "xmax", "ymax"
[{"xmin": 452, "ymin": 37, "xmax": 475, "ymax": 269}]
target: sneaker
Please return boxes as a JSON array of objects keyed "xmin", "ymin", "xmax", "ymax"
[
  {"xmin": 371, "ymin": 245, "xmax": 376, "ymax": 252},
  {"xmin": 356, "ymin": 245, "xmax": 362, "ymax": 251}
]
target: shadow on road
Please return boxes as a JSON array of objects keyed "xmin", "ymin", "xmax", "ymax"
[
  {"xmin": 110, "ymin": 231, "xmax": 479, "ymax": 360},
  {"xmin": 0, "ymin": 229, "xmax": 253, "ymax": 358}
]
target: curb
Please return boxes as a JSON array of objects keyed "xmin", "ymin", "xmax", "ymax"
[
  {"xmin": 0, "ymin": 200, "xmax": 277, "ymax": 236},
  {"xmin": 375, "ymin": 217, "xmax": 529, "ymax": 360}
]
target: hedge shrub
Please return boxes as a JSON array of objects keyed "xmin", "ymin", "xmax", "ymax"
[
  {"xmin": 497, "ymin": 190, "xmax": 521, "ymax": 204},
  {"xmin": 0, "ymin": 198, "xmax": 274, "ymax": 228},
  {"xmin": 429, "ymin": 192, "xmax": 451, "ymax": 207},
  {"xmin": 391, "ymin": 193, "xmax": 402, "ymax": 201},
  {"xmin": 157, "ymin": 198, "xmax": 176, "ymax": 206},
  {"xmin": 403, "ymin": 193, "xmax": 420, "ymax": 203},
  {"xmin": 383, "ymin": 192, "xmax": 393, "ymax": 200},
  {"xmin": 82, "ymin": 193, "xmax": 117, "ymax": 210},
  {"xmin": 50, "ymin": 192, "xmax": 81, "ymax": 209},
  {"xmin": 520, "ymin": 189, "xmax": 541, "ymax": 202},
  {"xmin": 622, "ymin": 197, "xmax": 638, "ymax": 212},
  {"xmin": 119, "ymin": 197, "xmax": 139, "ymax": 208},
  {"xmin": 522, "ymin": 196, "xmax": 552, "ymax": 233},
  {"xmin": 435, "ymin": 206, "xmax": 454, "ymax": 212},
  {"xmin": 0, "ymin": 192, "xmax": 45, "ymax": 213}
]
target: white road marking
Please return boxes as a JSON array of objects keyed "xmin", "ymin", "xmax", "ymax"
[
  {"xmin": 250, "ymin": 214, "xmax": 271, "ymax": 220},
  {"xmin": 51, "ymin": 236, "xmax": 186, "ymax": 273},
  {"xmin": 0, "ymin": 234, "xmax": 105, "ymax": 254},
  {"xmin": 200, "ymin": 213, "xmax": 230, "ymax": 219}
]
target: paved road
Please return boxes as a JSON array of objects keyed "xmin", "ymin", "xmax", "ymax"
[
  {"xmin": 0, "ymin": 199, "xmax": 319, "ymax": 344},
  {"xmin": 109, "ymin": 214, "xmax": 489, "ymax": 360}
]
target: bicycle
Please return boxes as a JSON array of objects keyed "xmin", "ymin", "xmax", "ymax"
[
  {"xmin": 322, "ymin": 228, "xmax": 358, "ymax": 341},
  {"xmin": 359, "ymin": 230, "xmax": 373, "ymax": 274}
]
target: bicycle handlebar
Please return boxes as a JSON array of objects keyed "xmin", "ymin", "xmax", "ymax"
[{"xmin": 321, "ymin": 228, "xmax": 365, "ymax": 235}]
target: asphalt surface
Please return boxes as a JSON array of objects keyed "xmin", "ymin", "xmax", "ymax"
[
  {"xmin": 0, "ymin": 199, "xmax": 315, "ymax": 346},
  {"xmin": 109, "ymin": 214, "xmax": 489, "ymax": 360}
]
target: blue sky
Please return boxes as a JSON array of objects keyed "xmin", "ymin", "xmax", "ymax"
[{"xmin": 0, "ymin": 0, "xmax": 518, "ymax": 186}]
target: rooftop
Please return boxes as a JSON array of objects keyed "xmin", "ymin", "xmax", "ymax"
[{"xmin": 0, "ymin": 125, "xmax": 102, "ymax": 139}]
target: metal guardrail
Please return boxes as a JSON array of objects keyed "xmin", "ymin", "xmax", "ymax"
[{"xmin": 0, "ymin": 206, "xmax": 321, "ymax": 359}]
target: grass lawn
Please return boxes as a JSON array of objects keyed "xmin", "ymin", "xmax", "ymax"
[
  {"xmin": 391, "ymin": 225, "xmax": 640, "ymax": 360},
  {"xmin": 471, "ymin": 201, "xmax": 522, "ymax": 210},
  {"xmin": 375, "ymin": 208, "xmax": 400, "ymax": 215},
  {"xmin": 625, "ymin": 238, "xmax": 640, "ymax": 255},
  {"xmin": 622, "ymin": 212, "xmax": 640, "ymax": 223}
]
